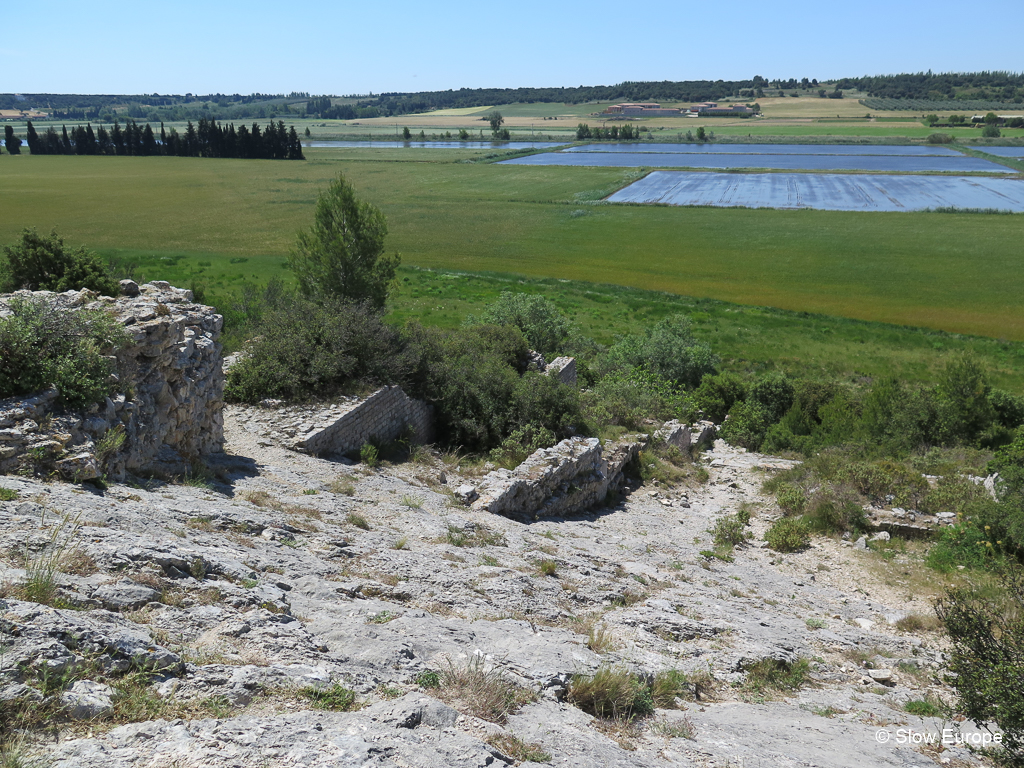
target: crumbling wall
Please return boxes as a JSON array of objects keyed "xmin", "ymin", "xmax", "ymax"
[
  {"xmin": 230, "ymin": 385, "xmax": 433, "ymax": 458},
  {"xmin": 544, "ymin": 357, "xmax": 577, "ymax": 386},
  {"xmin": 0, "ymin": 281, "xmax": 224, "ymax": 481},
  {"xmin": 472, "ymin": 435, "xmax": 646, "ymax": 520}
]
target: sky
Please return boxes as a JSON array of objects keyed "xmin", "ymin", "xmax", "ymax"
[{"xmin": 7, "ymin": 0, "xmax": 1023, "ymax": 95}]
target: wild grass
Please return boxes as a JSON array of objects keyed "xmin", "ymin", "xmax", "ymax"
[
  {"xmin": 741, "ymin": 658, "xmax": 813, "ymax": 698},
  {"xmin": 485, "ymin": 733, "xmax": 552, "ymax": 764},
  {"xmin": 1, "ymin": 511, "xmax": 83, "ymax": 606},
  {"xmin": 298, "ymin": 683, "xmax": 357, "ymax": 711},
  {"xmin": 436, "ymin": 656, "xmax": 536, "ymax": 723}
]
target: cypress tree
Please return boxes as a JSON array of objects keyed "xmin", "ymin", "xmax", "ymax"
[
  {"xmin": 25, "ymin": 121, "xmax": 39, "ymax": 154},
  {"xmin": 111, "ymin": 121, "xmax": 125, "ymax": 155},
  {"xmin": 97, "ymin": 125, "xmax": 111, "ymax": 154},
  {"xmin": 4, "ymin": 125, "xmax": 22, "ymax": 155},
  {"xmin": 61, "ymin": 126, "xmax": 72, "ymax": 154},
  {"xmin": 141, "ymin": 124, "xmax": 157, "ymax": 155}
]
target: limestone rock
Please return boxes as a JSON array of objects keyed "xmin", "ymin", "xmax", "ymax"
[{"xmin": 60, "ymin": 680, "xmax": 114, "ymax": 719}]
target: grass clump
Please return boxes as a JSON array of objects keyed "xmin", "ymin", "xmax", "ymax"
[
  {"xmin": 346, "ymin": 512, "xmax": 371, "ymax": 530},
  {"xmin": 536, "ymin": 559, "xmax": 558, "ymax": 577},
  {"xmin": 2, "ymin": 511, "xmax": 83, "ymax": 607},
  {"xmin": 905, "ymin": 697, "xmax": 946, "ymax": 718},
  {"xmin": 569, "ymin": 666, "xmax": 654, "ymax": 722},
  {"xmin": 437, "ymin": 656, "xmax": 536, "ymax": 724},
  {"xmin": 741, "ymin": 658, "xmax": 812, "ymax": 698},
  {"xmin": 485, "ymin": 733, "xmax": 552, "ymax": 764},
  {"xmin": 0, "ymin": 488, "xmax": 18, "ymax": 502},
  {"xmin": 299, "ymin": 683, "xmax": 357, "ymax": 711}
]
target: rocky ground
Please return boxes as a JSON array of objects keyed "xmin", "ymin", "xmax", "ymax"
[{"xmin": 0, "ymin": 407, "xmax": 993, "ymax": 767}]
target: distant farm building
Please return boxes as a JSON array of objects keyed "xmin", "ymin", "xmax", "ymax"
[
  {"xmin": 603, "ymin": 102, "xmax": 683, "ymax": 117},
  {"xmin": 686, "ymin": 102, "xmax": 757, "ymax": 117},
  {"xmin": 0, "ymin": 109, "xmax": 47, "ymax": 121}
]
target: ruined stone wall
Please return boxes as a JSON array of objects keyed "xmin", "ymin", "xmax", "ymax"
[
  {"xmin": 0, "ymin": 281, "xmax": 224, "ymax": 481},
  {"xmin": 472, "ymin": 435, "xmax": 646, "ymax": 520},
  {"xmin": 231, "ymin": 385, "xmax": 433, "ymax": 458}
]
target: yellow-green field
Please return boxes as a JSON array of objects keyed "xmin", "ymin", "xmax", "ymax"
[{"xmin": 1, "ymin": 149, "xmax": 1022, "ymax": 344}]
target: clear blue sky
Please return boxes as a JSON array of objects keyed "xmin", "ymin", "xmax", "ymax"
[{"xmin": 8, "ymin": 0, "xmax": 1023, "ymax": 95}]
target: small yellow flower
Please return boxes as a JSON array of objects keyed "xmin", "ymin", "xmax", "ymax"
[{"xmin": 985, "ymin": 526, "xmax": 991, "ymax": 531}]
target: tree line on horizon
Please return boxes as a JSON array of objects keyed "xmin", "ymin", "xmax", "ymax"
[{"xmin": 21, "ymin": 118, "xmax": 304, "ymax": 159}]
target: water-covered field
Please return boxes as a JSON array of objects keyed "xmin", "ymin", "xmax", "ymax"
[
  {"xmin": 303, "ymin": 140, "xmax": 563, "ymax": 149},
  {"xmin": 502, "ymin": 148, "xmax": 1012, "ymax": 173},
  {"xmin": 608, "ymin": 171, "xmax": 1024, "ymax": 212},
  {"xmin": 972, "ymin": 146, "xmax": 1024, "ymax": 158},
  {"xmin": 562, "ymin": 143, "xmax": 965, "ymax": 156}
]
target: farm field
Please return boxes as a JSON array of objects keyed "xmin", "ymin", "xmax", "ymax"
[
  {"xmin": 2, "ymin": 148, "xmax": 1023, "ymax": 346},
  {"xmin": 608, "ymin": 171, "xmax": 1024, "ymax": 212}
]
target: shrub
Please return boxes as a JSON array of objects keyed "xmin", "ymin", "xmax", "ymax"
[
  {"xmin": 719, "ymin": 401, "xmax": 772, "ymax": 451},
  {"xmin": 764, "ymin": 517, "xmax": 810, "ymax": 552},
  {"xmin": 748, "ymin": 371, "xmax": 795, "ymax": 423},
  {"xmin": 402, "ymin": 322, "xmax": 583, "ymax": 453},
  {"xmin": 1, "ymin": 228, "xmax": 118, "ymax": 295},
  {"xmin": 583, "ymin": 367, "xmax": 692, "ymax": 431},
  {"xmin": 774, "ymin": 483, "xmax": 807, "ymax": 515},
  {"xmin": 692, "ymin": 371, "xmax": 746, "ymax": 422},
  {"xmin": 467, "ymin": 291, "xmax": 576, "ymax": 357},
  {"xmin": 601, "ymin": 314, "xmax": 718, "ymax": 389},
  {"xmin": 982, "ymin": 124, "xmax": 1001, "ymax": 138},
  {"xmin": 712, "ymin": 511, "xmax": 750, "ymax": 548},
  {"xmin": 0, "ymin": 297, "xmax": 129, "ymax": 408},
  {"xmin": 927, "ymin": 132, "xmax": 953, "ymax": 144},
  {"xmin": 224, "ymin": 292, "xmax": 411, "ymax": 403},
  {"xmin": 936, "ymin": 567, "xmax": 1024, "ymax": 765}
]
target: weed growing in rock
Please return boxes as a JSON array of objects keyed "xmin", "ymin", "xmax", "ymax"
[
  {"xmin": 568, "ymin": 666, "xmax": 654, "ymax": 722},
  {"xmin": 479, "ymin": 554, "xmax": 500, "ymax": 567},
  {"xmin": 299, "ymin": 683, "xmax": 357, "ymax": 711},
  {"xmin": 485, "ymin": 733, "xmax": 552, "ymax": 764},
  {"xmin": 392, "ymin": 537, "xmax": 408, "ymax": 550},
  {"xmin": 805, "ymin": 617, "xmax": 827, "ymax": 630},
  {"xmin": 741, "ymin": 658, "xmax": 812, "ymax": 698},
  {"xmin": 654, "ymin": 715, "xmax": 697, "ymax": 740},
  {"xmin": 711, "ymin": 509, "xmax": 751, "ymax": 549},
  {"xmin": 399, "ymin": 494, "xmax": 423, "ymax": 509},
  {"xmin": 2, "ymin": 511, "xmax": 83, "ymax": 607},
  {"xmin": 329, "ymin": 478, "xmax": 356, "ymax": 496},
  {"xmin": 894, "ymin": 613, "xmax": 942, "ymax": 633},
  {"xmin": 438, "ymin": 656, "xmax": 536, "ymax": 723},
  {"xmin": 367, "ymin": 610, "xmax": 398, "ymax": 624},
  {"xmin": 346, "ymin": 512, "xmax": 371, "ymax": 530},
  {"xmin": 904, "ymin": 697, "xmax": 946, "ymax": 717},
  {"xmin": 415, "ymin": 670, "xmax": 441, "ymax": 689},
  {"xmin": 0, "ymin": 488, "xmax": 18, "ymax": 502},
  {"xmin": 360, "ymin": 443, "xmax": 379, "ymax": 467},
  {"xmin": 536, "ymin": 559, "xmax": 558, "ymax": 577}
]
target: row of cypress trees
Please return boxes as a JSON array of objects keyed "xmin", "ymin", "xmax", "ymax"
[{"xmin": 23, "ymin": 118, "xmax": 304, "ymax": 160}]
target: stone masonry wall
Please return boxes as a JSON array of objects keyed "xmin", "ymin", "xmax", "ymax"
[
  {"xmin": 231, "ymin": 385, "xmax": 433, "ymax": 458},
  {"xmin": 472, "ymin": 434, "xmax": 646, "ymax": 520},
  {"xmin": 0, "ymin": 281, "xmax": 224, "ymax": 481}
]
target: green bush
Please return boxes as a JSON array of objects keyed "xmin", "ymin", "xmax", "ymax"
[
  {"xmin": 719, "ymin": 400, "xmax": 772, "ymax": 451},
  {"xmin": 774, "ymin": 483, "xmax": 807, "ymax": 515},
  {"xmin": 466, "ymin": 291, "xmax": 576, "ymax": 357},
  {"xmin": 0, "ymin": 297, "xmax": 129, "ymax": 408},
  {"xmin": 1, "ymin": 228, "xmax": 119, "ymax": 296},
  {"xmin": 601, "ymin": 314, "xmax": 718, "ymax": 389},
  {"xmin": 224, "ymin": 293, "xmax": 411, "ymax": 403},
  {"xmin": 936, "ymin": 567, "xmax": 1024, "ymax": 765},
  {"xmin": 692, "ymin": 371, "xmax": 746, "ymax": 422},
  {"xmin": 764, "ymin": 517, "xmax": 810, "ymax": 552},
  {"xmin": 403, "ymin": 323, "xmax": 583, "ymax": 453},
  {"xmin": 582, "ymin": 367, "xmax": 691, "ymax": 431},
  {"xmin": 712, "ymin": 511, "xmax": 750, "ymax": 548},
  {"xmin": 748, "ymin": 371, "xmax": 795, "ymax": 423}
]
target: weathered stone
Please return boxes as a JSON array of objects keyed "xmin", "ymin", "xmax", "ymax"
[
  {"xmin": 55, "ymin": 453, "xmax": 100, "ymax": 481},
  {"xmin": 455, "ymin": 484, "xmax": 478, "ymax": 504},
  {"xmin": 61, "ymin": 680, "xmax": 114, "ymax": 719},
  {"xmin": 653, "ymin": 419, "xmax": 692, "ymax": 452},
  {"xmin": 92, "ymin": 581, "xmax": 161, "ymax": 611},
  {"xmin": 119, "ymin": 280, "xmax": 140, "ymax": 297}
]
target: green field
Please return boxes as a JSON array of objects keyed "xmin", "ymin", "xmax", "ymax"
[{"xmin": 2, "ymin": 149, "xmax": 1023, "ymax": 345}]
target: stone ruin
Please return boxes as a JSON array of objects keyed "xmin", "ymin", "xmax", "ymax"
[
  {"xmin": 229, "ymin": 385, "xmax": 433, "ymax": 458},
  {"xmin": 0, "ymin": 281, "xmax": 224, "ymax": 481}
]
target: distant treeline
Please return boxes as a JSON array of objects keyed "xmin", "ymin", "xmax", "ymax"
[
  {"xmin": 1, "ymin": 92, "xmax": 312, "ymax": 123},
  {"xmin": 836, "ymin": 71, "xmax": 1024, "ymax": 103},
  {"xmin": 24, "ymin": 119, "xmax": 304, "ymax": 159}
]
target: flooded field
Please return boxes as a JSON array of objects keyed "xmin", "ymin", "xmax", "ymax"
[
  {"xmin": 502, "ymin": 150, "xmax": 1012, "ymax": 173},
  {"xmin": 972, "ymin": 146, "xmax": 1024, "ymax": 158},
  {"xmin": 608, "ymin": 171, "xmax": 1024, "ymax": 212},
  {"xmin": 563, "ymin": 143, "xmax": 964, "ymax": 156}
]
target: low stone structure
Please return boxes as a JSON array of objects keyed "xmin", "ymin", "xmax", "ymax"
[
  {"xmin": 230, "ymin": 385, "xmax": 433, "ymax": 458},
  {"xmin": 0, "ymin": 281, "xmax": 224, "ymax": 481},
  {"xmin": 653, "ymin": 419, "xmax": 717, "ymax": 452},
  {"xmin": 472, "ymin": 434, "xmax": 646, "ymax": 520},
  {"xmin": 544, "ymin": 356, "xmax": 577, "ymax": 386}
]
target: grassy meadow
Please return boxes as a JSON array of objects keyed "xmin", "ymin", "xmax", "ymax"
[{"xmin": 2, "ymin": 135, "xmax": 1023, "ymax": 391}]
